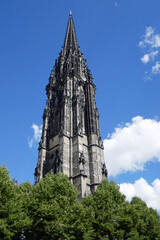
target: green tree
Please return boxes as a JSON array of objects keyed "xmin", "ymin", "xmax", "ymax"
[
  {"xmin": 83, "ymin": 180, "xmax": 160, "ymax": 240},
  {"xmin": 24, "ymin": 172, "xmax": 91, "ymax": 240},
  {"xmin": 129, "ymin": 197, "xmax": 160, "ymax": 240},
  {"xmin": 0, "ymin": 165, "xmax": 31, "ymax": 240},
  {"xmin": 1, "ymin": 165, "xmax": 160, "ymax": 240},
  {"xmin": 82, "ymin": 179, "xmax": 127, "ymax": 240}
]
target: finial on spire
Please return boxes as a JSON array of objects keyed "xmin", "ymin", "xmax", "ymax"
[{"xmin": 64, "ymin": 10, "xmax": 78, "ymax": 51}]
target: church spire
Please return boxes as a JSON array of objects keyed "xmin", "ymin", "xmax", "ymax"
[
  {"xmin": 63, "ymin": 11, "xmax": 78, "ymax": 52},
  {"xmin": 35, "ymin": 13, "xmax": 107, "ymax": 199}
]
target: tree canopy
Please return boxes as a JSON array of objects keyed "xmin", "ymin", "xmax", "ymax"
[{"xmin": 0, "ymin": 165, "xmax": 160, "ymax": 240}]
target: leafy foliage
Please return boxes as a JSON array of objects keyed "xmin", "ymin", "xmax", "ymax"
[
  {"xmin": 82, "ymin": 180, "xmax": 160, "ymax": 240},
  {"xmin": 0, "ymin": 165, "xmax": 160, "ymax": 239},
  {"xmin": 24, "ymin": 172, "xmax": 88, "ymax": 239},
  {"xmin": 0, "ymin": 165, "xmax": 31, "ymax": 240}
]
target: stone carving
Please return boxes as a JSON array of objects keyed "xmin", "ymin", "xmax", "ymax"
[
  {"xmin": 54, "ymin": 150, "xmax": 63, "ymax": 174},
  {"xmin": 102, "ymin": 163, "xmax": 108, "ymax": 178},
  {"xmin": 77, "ymin": 122, "xmax": 82, "ymax": 134},
  {"xmin": 59, "ymin": 123, "xmax": 64, "ymax": 136},
  {"xmin": 34, "ymin": 166, "xmax": 38, "ymax": 177},
  {"xmin": 79, "ymin": 152, "xmax": 85, "ymax": 174},
  {"xmin": 38, "ymin": 138, "xmax": 42, "ymax": 149}
]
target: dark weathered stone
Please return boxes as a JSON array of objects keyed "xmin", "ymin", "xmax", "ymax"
[{"xmin": 35, "ymin": 12, "xmax": 107, "ymax": 199}]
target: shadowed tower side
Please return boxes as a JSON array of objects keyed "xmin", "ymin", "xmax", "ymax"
[{"xmin": 35, "ymin": 12, "xmax": 107, "ymax": 199}]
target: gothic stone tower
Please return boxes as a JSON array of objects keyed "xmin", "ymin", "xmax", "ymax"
[{"xmin": 35, "ymin": 12, "xmax": 107, "ymax": 199}]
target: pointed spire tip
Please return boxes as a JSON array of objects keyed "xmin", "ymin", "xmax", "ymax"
[{"xmin": 63, "ymin": 10, "xmax": 78, "ymax": 51}]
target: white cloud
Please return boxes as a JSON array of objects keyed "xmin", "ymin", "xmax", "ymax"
[
  {"xmin": 141, "ymin": 54, "xmax": 149, "ymax": 64},
  {"xmin": 138, "ymin": 41, "xmax": 144, "ymax": 48},
  {"xmin": 146, "ymin": 26, "xmax": 154, "ymax": 38},
  {"xmin": 139, "ymin": 27, "xmax": 160, "ymax": 77},
  {"xmin": 150, "ymin": 50, "xmax": 159, "ymax": 60},
  {"xmin": 28, "ymin": 124, "xmax": 42, "ymax": 148},
  {"xmin": 32, "ymin": 124, "xmax": 42, "ymax": 140},
  {"xmin": 153, "ymin": 35, "xmax": 160, "ymax": 48},
  {"xmin": 139, "ymin": 26, "xmax": 160, "ymax": 49},
  {"xmin": 141, "ymin": 50, "xmax": 159, "ymax": 64},
  {"xmin": 141, "ymin": 51, "xmax": 158, "ymax": 64},
  {"xmin": 120, "ymin": 178, "xmax": 160, "ymax": 211},
  {"xmin": 152, "ymin": 61, "xmax": 160, "ymax": 74},
  {"xmin": 104, "ymin": 116, "xmax": 160, "ymax": 177}
]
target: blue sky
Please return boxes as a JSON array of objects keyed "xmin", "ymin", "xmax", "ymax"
[{"xmin": 1, "ymin": 0, "xmax": 160, "ymax": 211}]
